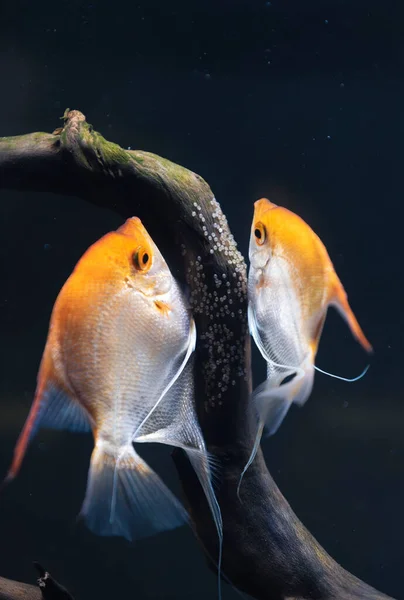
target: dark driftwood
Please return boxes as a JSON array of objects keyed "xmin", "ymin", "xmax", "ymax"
[
  {"xmin": 0, "ymin": 110, "xmax": 394, "ymax": 600},
  {"xmin": 0, "ymin": 564, "xmax": 74, "ymax": 600},
  {"xmin": 0, "ymin": 577, "xmax": 41, "ymax": 600}
]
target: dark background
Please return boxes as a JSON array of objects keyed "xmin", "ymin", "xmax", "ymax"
[{"xmin": 0, "ymin": 0, "xmax": 403, "ymax": 598}]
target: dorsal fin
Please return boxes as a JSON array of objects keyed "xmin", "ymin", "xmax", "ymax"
[{"xmin": 329, "ymin": 273, "xmax": 373, "ymax": 353}]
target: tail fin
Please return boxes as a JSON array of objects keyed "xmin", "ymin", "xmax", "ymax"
[
  {"xmin": 80, "ymin": 441, "xmax": 188, "ymax": 541},
  {"xmin": 330, "ymin": 278, "xmax": 373, "ymax": 353}
]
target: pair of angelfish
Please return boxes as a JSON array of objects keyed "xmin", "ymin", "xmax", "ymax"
[{"xmin": 3, "ymin": 198, "xmax": 371, "ymax": 558}]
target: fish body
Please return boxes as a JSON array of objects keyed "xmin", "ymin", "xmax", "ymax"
[
  {"xmin": 5, "ymin": 217, "xmax": 221, "ymax": 546},
  {"xmin": 238, "ymin": 198, "xmax": 372, "ymax": 492}
]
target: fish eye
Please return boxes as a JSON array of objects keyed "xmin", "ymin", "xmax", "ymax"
[
  {"xmin": 133, "ymin": 247, "xmax": 151, "ymax": 271},
  {"xmin": 254, "ymin": 222, "xmax": 266, "ymax": 245}
]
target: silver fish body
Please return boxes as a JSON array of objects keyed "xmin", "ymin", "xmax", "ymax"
[{"xmin": 5, "ymin": 218, "xmax": 222, "ymax": 551}]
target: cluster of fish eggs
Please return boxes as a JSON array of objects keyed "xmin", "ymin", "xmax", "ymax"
[{"xmin": 183, "ymin": 198, "xmax": 248, "ymax": 409}]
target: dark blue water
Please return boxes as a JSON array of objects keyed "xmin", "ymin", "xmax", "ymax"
[{"xmin": 0, "ymin": 1, "xmax": 402, "ymax": 598}]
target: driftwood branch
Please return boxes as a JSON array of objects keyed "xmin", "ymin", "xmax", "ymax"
[
  {"xmin": 0, "ymin": 110, "xmax": 394, "ymax": 600},
  {"xmin": 0, "ymin": 577, "xmax": 41, "ymax": 600},
  {"xmin": 0, "ymin": 564, "xmax": 74, "ymax": 600}
]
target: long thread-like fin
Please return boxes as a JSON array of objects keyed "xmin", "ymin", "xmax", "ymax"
[
  {"xmin": 200, "ymin": 545, "xmax": 250, "ymax": 600},
  {"xmin": 80, "ymin": 440, "xmax": 188, "ymax": 541},
  {"xmin": 237, "ymin": 361, "xmax": 312, "ymax": 499},
  {"xmin": 3, "ymin": 381, "xmax": 91, "ymax": 487},
  {"xmin": 314, "ymin": 363, "xmax": 370, "ymax": 382},
  {"xmin": 134, "ymin": 353, "xmax": 223, "ymax": 599},
  {"xmin": 132, "ymin": 319, "xmax": 196, "ymax": 441},
  {"xmin": 136, "ymin": 429, "xmax": 223, "ymax": 598},
  {"xmin": 237, "ymin": 420, "xmax": 265, "ymax": 501},
  {"xmin": 132, "ymin": 337, "xmax": 223, "ymax": 598},
  {"xmin": 185, "ymin": 448, "xmax": 223, "ymax": 600},
  {"xmin": 330, "ymin": 279, "xmax": 373, "ymax": 353},
  {"xmin": 204, "ymin": 451, "xmax": 222, "ymax": 489},
  {"xmin": 248, "ymin": 304, "xmax": 310, "ymax": 377},
  {"xmin": 248, "ymin": 304, "xmax": 270, "ymax": 362},
  {"xmin": 237, "ymin": 381, "xmax": 295, "ymax": 500}
]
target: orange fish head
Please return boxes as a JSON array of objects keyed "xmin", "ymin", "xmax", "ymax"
[
  {"xmin": 250, "ymin": 198, "xmax": 315, "ymax": 266},
  {"xmin": 68, "ymin": 217, "xmax": 173, "ymax": 300},
  {"xmin": 249, "ymin": 198, "xmax": 278, "ymax": 269},
  {"xmin": 115, "ymin": 217, "xmax": 173, "ymax": 297}
]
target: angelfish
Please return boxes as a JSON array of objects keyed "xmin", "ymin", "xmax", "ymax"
[
  {"xmin": 4, "ymin": 217, "xmax": 222, "ymax": 548},
  {"xmin": 239, "ymin": 198, "xmax": 372, "ymax": 491}
]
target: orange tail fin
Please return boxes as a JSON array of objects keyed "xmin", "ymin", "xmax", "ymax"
[{"xmin": 330, "ymin": 276, "xmax": 373, "ymax": 354}]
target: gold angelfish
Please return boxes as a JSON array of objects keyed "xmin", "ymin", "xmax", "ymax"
[
  {"xmin": 238, "ymin": 198, "xmax": 372, "ymax": 492},
  {"xmin": 4, "ymin": 217, "xmax": 222, "ymax": 548}
]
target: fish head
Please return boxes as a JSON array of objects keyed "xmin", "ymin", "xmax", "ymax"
[
  {"xmin": 249, "ymin": 197, "xmax": 319, "ymax": 278},
  {"xmin": 249, "ymin": 198, "xmax": 278, "ymax": 271},
  {"xmin": 73, "ymin": 217, "xmax": 172, "ymax": 299},
  {"xmin": 113, "ymin": 217, "xmax": 172, "ymax": 297},
  {"xmin": 49, "ymin": 216, "xmax": 175, "ymax": 359},
  {"xmin": 52, "ymin": 217, "xmax": 175, "ymax": 340}
]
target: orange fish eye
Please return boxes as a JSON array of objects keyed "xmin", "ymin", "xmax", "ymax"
[
  {"xmin": 254, "ymin": 222, "xmax": 266, "ymax": 245},
  {"xmin": 133, "ymin": 247, "xmax": 151, "ymax": 271}
]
